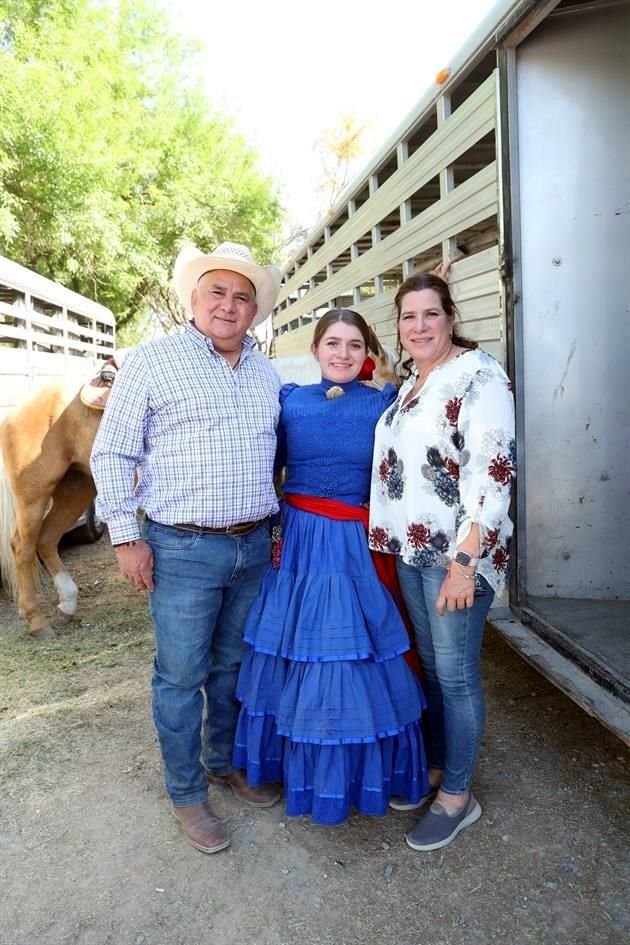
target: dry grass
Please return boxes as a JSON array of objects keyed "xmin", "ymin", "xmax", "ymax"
[{"xmin": 0, "ymin": 539, "xmax": 153, "ymax": 781}]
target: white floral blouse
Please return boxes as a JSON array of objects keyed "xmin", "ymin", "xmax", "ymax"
[{"xmin": 369, "ymin": 349, "xmax": 516, "ymax": 593}]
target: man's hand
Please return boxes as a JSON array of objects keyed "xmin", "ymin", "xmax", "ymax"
[{"xmin": 115, "ymin": 540, "xmax": 154, "ymax": 591}]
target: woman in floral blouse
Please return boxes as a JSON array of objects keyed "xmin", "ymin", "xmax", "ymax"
[{"xmin": 369, "ymin": 273, "xmax": 515, "ymax": 852}]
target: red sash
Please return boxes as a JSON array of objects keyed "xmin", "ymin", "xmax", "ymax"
[{"xmin": 284, "ymin": 493, "xmax": 422, "ymax": 677}]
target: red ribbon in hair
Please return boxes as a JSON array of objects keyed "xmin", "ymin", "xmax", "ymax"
[
  {"xmin": 358, "ymin": 355, "xmax": 376, "ymax": 381},
  {"xmin": 284, "ymin": 493, "xmax": 422, "ymax": 677}
]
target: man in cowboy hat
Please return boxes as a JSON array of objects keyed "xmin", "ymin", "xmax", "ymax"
[{"xmin": 91, "ymin": 242, "xmax": 283, "ymax": 854}]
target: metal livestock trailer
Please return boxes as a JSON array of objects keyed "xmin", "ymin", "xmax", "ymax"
[
  {"xmin": 0, "ymin": 254, "xmax": 116, "ymax": 416},
  {"xmin": 271, "ymin": 0, "xmax": 630, "ymax": 743}
]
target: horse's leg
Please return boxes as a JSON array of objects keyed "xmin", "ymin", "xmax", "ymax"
[
  {"xmin": 36, "ymin": 470, "xmax": 97, "ymax": 624},
  {"xmin": 10, "ymin": 493, "xmax": 54, "ymax": 638}
]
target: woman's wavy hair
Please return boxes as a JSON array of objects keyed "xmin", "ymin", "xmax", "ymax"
[{"xmin": 394, "ymin": 273, "xmax": 477, "ymax": 377}]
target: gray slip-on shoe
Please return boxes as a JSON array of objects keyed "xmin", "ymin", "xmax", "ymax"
[
  {"xmin": 389, "ymin": 788, "xmax": 437, "ymax": 812},
  {"xmin": 405, "ymin": 794, "xmax": 481, "ymax": 851}
]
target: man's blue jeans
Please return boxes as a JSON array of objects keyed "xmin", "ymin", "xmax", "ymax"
[
  {"xmin": 144, "ymin": 519, "xmax": 271, "ymax": 808},
  {"xmin": 395, "ymin": 562, "xmax": 494, "ymax": 795}
]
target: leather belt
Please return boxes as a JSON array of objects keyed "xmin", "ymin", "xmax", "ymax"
[{"xmin": 172, "ymin": 518, "xmax": 268, "ymax": 537}]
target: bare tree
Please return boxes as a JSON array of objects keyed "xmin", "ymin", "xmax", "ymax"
[{"xmin": 315, "ymin": 114, "xmax": 368, "ymax": 213}]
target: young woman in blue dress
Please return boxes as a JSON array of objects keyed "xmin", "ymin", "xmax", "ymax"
[{"xmin": 233, "ymin": 308, "xmax": 429, "ymax": 826}]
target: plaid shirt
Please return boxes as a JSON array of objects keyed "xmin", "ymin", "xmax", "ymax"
[{"xmin": 91, "ymin": 322, "xmax": 281, "ymax": 545}]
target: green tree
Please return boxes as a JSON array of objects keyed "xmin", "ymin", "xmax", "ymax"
[{"xmin": 0, "ymin": 0, "xmax": 283, "ymax": 328}]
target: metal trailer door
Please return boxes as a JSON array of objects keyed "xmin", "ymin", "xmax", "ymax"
[
  {"xmin": 515, "ymin": 0, "xmax": 630, "ymax": 605},
  {"xmin": 495, "ymin": 0, "xmax": 630, "ymax": 735}
]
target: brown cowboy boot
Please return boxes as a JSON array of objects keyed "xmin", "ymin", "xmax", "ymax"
[
  {"xmin": 173, "ymin": 801, "xmax": 230, "ymax": 854},
  {"xmin": 207, "ymin": 769, "xmax": 281, "ymax": 808}
]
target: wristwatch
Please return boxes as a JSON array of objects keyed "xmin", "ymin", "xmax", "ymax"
[{"xmin": 454, "ymin": 550, "xmax": 480, "ymax": 567}]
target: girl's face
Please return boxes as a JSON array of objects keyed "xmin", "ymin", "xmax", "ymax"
[
  {"xmin": 398, "ymin": 288, "xmax": 454, "ymax": 367},
  {"xmin": 313, "ymin": 322, "xmax": 367, "ymax": 384}
]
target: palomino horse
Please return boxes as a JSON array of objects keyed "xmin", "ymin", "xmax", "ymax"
[{"xmin": 0, "ymin": 359, "xmax": 122, "ymax": 638}]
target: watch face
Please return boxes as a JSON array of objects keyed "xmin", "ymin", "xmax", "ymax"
[{"xmin": 456, "ymin": 551, "xmax": 471, "ymax": 566}]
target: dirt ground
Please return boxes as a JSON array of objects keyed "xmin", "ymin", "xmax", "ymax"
[{"xmin": 0, "ymin": 538, "xmax": 628, "ymax": 945}]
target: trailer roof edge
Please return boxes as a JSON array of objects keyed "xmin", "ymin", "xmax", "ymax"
[{"xmin": 0, "ymin": 254, "xmax": 116, "ymax": 324}]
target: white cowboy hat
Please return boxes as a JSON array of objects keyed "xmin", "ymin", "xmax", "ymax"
[{"xmin": 173, "ymin": 241, "xmax": 281, "ymax": 327}]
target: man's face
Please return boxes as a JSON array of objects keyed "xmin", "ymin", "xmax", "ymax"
[{"xmin": 191, "ymin": 269, "xmax": 258, "ymax": 351}]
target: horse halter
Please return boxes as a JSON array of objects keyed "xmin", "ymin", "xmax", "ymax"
[{"xmin": 79, "ymin": 354, "xmax": 123, "ymax": 411}]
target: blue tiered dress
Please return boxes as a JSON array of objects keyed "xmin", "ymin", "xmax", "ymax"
[{"xmin": 233, "ymin": 378, "xmax": 428, "ymax": 825}]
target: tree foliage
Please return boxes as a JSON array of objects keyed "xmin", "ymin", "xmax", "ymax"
[{"xmin": 0, "ymin": 0, "xmax": 283, "ymax": 328}]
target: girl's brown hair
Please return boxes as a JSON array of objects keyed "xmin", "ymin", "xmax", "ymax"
[{"xmin": 312, "ymin": 308, "xmax": 383, "ymax": 359}]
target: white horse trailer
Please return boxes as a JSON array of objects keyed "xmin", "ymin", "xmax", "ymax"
[
  {"xmin": 0, "ymin": 255, "xmax": 116, "ymax": 540},
  {"xmin": 271, "ymin": 0, "xmax": 630, "ymax": 743},
  {"xmin": 0, "ymin": 254, "xmax": 116, "ymax": 418}
]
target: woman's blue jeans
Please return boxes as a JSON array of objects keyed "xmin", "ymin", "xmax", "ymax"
[
  {"xmin": 145, "ymin": 519, "xmax": 271, "ymax": 808},
  {"xmin": 395, "ymin": 562, "xmax": 494, "ymax": 795}
]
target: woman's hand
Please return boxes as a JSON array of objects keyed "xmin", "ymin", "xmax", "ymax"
[
  {"xmin": 436, "ymin": 565, "xmax": 475, "ymax": 615},
  {"xmin": 431, "ymin": 259, "xmax": 452, "ymax": 282}
]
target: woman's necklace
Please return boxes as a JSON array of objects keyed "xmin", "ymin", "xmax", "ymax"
[{"xmin": 404, "ymin": 342, "xmax": 454, "ymax": 406}]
